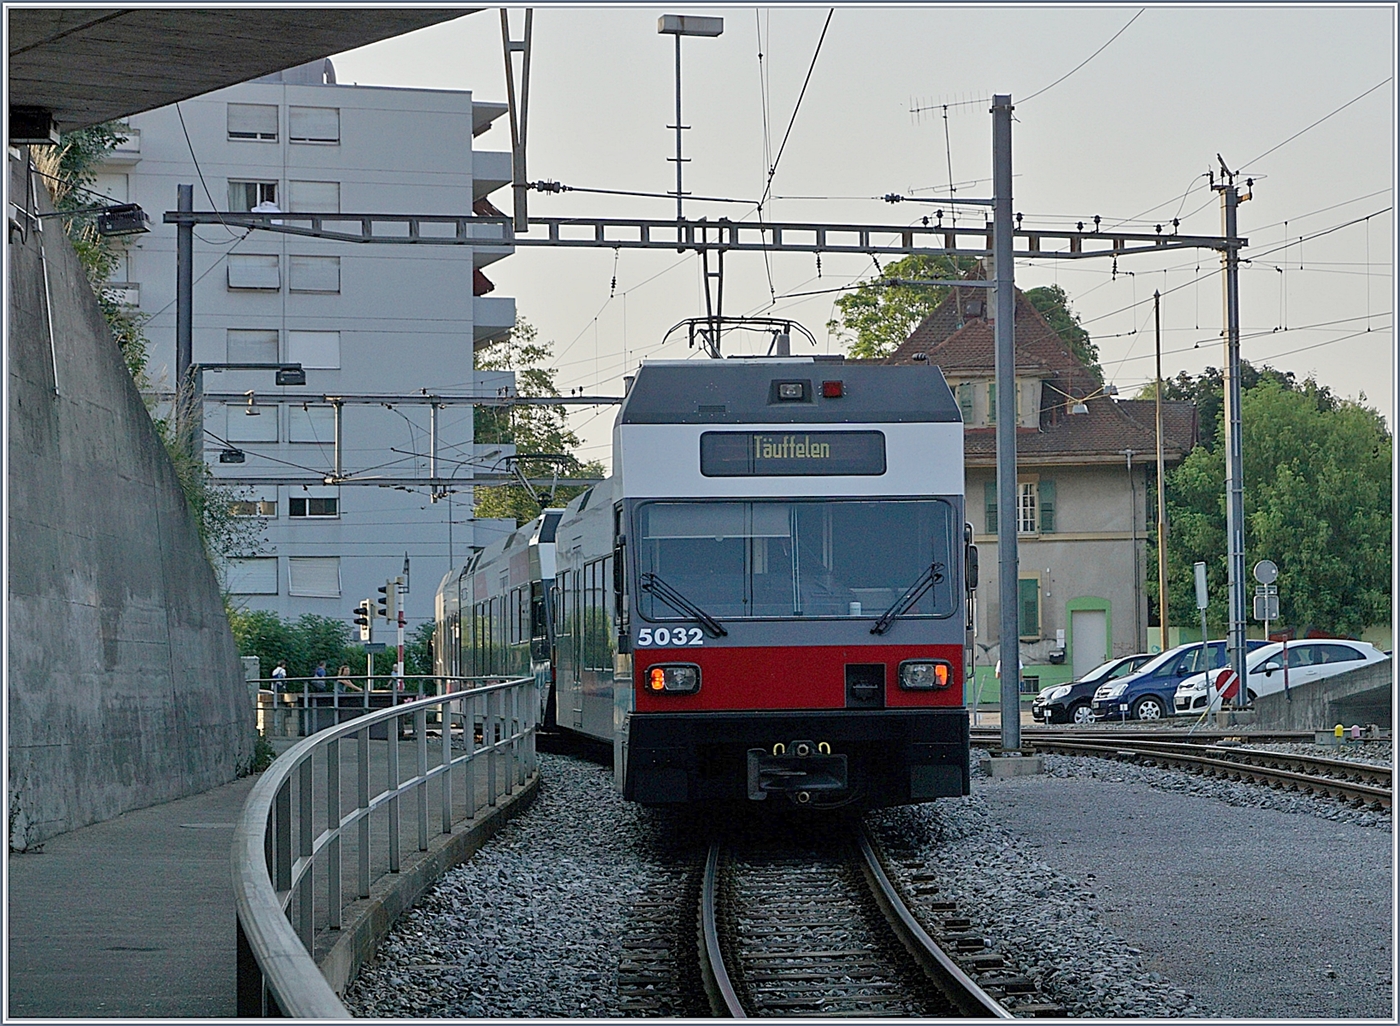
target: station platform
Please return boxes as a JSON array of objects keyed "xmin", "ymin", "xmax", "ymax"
[{"xmin": 7, "ymin": 732, "xmax": 528, "ymax": 1017}]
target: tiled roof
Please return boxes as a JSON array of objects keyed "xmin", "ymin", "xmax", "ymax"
[
  {"xmin": 963, "ymin": 398, "xmax": 1198, "ymax": 466},
  {"xmin": 881, "ymin": 269, "xmax": 1199, "ymax": 465}
]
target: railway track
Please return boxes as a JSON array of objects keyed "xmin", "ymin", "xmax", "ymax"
[
  {"xmin": 1025, "ymin": 737, "xmax": 1392, "ymax": 809},
  {"xmin": 971, "ymin": 727, "xmax": 1319, "ymax": 747},
  {"xmin": 698, "ymin": 823, "xmax": 1060, "ymax": 1018}
]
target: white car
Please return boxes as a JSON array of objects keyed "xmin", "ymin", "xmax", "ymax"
[{"xmin": 1174, "ymin": 639, "xmax": 1387, "ymax": 715}]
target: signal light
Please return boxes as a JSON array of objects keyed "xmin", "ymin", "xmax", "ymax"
[
  {"xmin": 646, "ymin": 663, "xmax": 700, "ymax": 694},
  {"xmin": 898, "ymin": 660, "xmax": 952, "ymax": 690},
  {"xmin": 821, "ymin": 380, "xmax": 844, "ymax": 398},
  {"xmin": 352, "ymin": 600, "xmax": 372, "ymax": 641}
]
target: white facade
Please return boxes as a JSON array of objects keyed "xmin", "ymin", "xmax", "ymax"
[{"xmin": 104, "ymin": 61, "xmax": 517, "ymax": 633}]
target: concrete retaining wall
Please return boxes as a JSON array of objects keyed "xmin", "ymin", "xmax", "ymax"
[
  {"xmin": 7, "ymin": 152, "xmax": 256, "ymax": 848},
  {"xmin": 1250, "ymin": 658, "xmax": 1393, "ymax": 732}
]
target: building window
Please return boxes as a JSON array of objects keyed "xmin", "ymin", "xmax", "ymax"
[
  {"xmin": 230, "ymin": 499, "xmax": 276, "ymax": 517},
  {"xmin": 1018, "ymin": 482, "xmax": 1038, "ymax": 535},
  {"xmin": 288, "ymin": 404, "xmax": 336, "ymax": 443},
  {"xmin": 289, "ymin": 255, "xmax": 340, "ymax": 293},
  {"xmin": 288, "ymin": 557, "xmax": 341, "ymax": 598},
  {"xmin": 225, "ymin": 402, "xmax": 278, "ymax": 443},
  {"xmin": 92, "ymin": 172, "xmax": 128, "ymax": 203},
  {"xmin": 227, "ymin": 328, "xmax": 279, "ymax": 363},
  {"xmin": 988, "ymin": 382, "xmax": 995, "ymax": 419},
  {"xmin": 229, "ymin": 180, "xmax": 277, "ymax": 212},
  {"xmin": 288, "ymin": 180, "xmax": 340, "ymax": 213},
  {"xmin": 227, "ymin": 254, "xmax": 280, "ymax": 290},
  {"xmin": 289, "ymin": 497, "xmax": 339, "ymax": 518},
  {"xmin": 984, "ymin": 480, "xmax": 998, "ymax": 534},
  {"xmin": 957, "ymin": 382, "xmax": 974, "ymax": 422},
  {"xmin": 226, "ymin": 557, "xmax": 278, "ymax": 594},
  {"xmin": 228, "ymin": 103, "xmax": 277, "ymax": 141},
  {"xmin": 289, "ymin": 106, "xmax": 339, "ymax": 143},
  {"xmin": 1019, "ymin": 576, "xmax": 1041, "ymax": 639},
  {"xmin": 287, "ymin": 330, "xmax": 340, "ymax": 369}
]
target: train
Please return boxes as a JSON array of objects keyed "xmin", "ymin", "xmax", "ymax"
[{"xmin": 436, "ymin": 356, "xmax": 975, "ymax": 808}]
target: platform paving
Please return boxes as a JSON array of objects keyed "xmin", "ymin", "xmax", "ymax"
[{"xmin": 7, "ymin": 726, "xmax": 529, "ymax": 1018}]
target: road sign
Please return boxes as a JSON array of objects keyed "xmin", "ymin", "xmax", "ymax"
[
  {"xmin": 364, "ymin": 642, "xmax": 387, "ymax": 652},
  {"xmin": 1254, "ymin": 585, "xmax": 1279, "ymax": 621},
  {"xmin": 1212, "ymin": 668, "xmax": 1241, "ymax": 703},
  {"xmin": 1193, "ymin": 561, "xmax": 1209, "ymax": 610},
  {"xmin": 1253, "ymin": 559, "xmax": 1278, "ymax": 584}
]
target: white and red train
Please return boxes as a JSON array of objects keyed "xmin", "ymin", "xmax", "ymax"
[{"xmin": 436, "ymin": 357, "xmax": 974, "ymax": 807}]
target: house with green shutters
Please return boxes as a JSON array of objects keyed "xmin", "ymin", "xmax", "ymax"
[{"xmin": 885, "ymin": 281, "xmax": 1198, "ymax": 702}]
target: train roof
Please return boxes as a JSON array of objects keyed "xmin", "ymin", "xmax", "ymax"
[{"xmin": 617, "ymin": 358, "xmax": 959, "ymax": 425}]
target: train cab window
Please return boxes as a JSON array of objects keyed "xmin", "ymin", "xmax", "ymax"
[{"xmin": 635, "ymin": 499, "xmax": 957, "ymax": 622}]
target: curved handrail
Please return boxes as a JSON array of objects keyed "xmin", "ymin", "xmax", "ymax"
[{"xmin": 233, "ymin": 676, "xmax": 534, "ymax": 1017}]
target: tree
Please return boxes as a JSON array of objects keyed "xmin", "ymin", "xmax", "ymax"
[
  {"xmin": 474, "ymin": 317, "xmax": 607, "ymax": 524},
  {"xmin": 1024, "ymin": 284, "xmax": 1102, "ymax": 383},
  {"xmin": 827, "ymin": 254, "xmax": 977, "ymax": 359},
  {"xmin": 1149, "ymin": 377, "xmax": 1390, "ymax": 636},
  {"xmin": 1140, "ymin": 359, "xmax": 1306, "ymax": 452},
  {"xmin": 31, "ymin": 124, "xmax": 149, "ymax": 379}
]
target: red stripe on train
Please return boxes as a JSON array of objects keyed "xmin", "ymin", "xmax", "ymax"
[{"xmin": 633, "ymin": 644, "xmax": 964, "ymax": 712}]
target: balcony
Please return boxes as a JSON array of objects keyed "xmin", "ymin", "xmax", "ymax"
[
  {"xmin": 473, "ymin": 150, "xmax": 511, "ymax": 200},
  {"xmin": 473, "ymin": 296, "xmax": 515, "ymax": 348}
]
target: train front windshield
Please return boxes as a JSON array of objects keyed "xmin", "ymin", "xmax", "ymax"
[{"xmin": 635, "ymin": 499, "xmax": 958, "ymax": 621}]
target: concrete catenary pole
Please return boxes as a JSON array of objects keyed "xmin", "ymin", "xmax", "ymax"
[
  {"xmin": 175, "ymin": 183, "xmax": 194, "ymax": 456},
  {"xmin": 991, "ymin": 95, "xmax": 1020, "ymax": 752},
  {"xmin": 1216, "ymin": 172, "xmax": 1248, "ymax": 708},
  {"xmin": 1154, "ymin": 291, "xmax": 1169, "ymax": 648}
]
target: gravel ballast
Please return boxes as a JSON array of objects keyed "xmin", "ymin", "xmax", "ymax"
[{"xmin": 344, "ymin": 746, "xmax": 1391, "ymax": 1018}]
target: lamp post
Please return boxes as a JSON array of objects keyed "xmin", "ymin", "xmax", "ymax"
[
  {"xmin": 192, "ymin": 362, "xmax": 305, "ymax": 461},
  {"xmin": 658, "ymin": 14, "xmax": 723, "ymax": 222}
]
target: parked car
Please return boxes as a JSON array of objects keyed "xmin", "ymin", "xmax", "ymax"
[
  {"xmin": 1091, "ymin": 639, "xmax": 1270, "ymax": 721},
  {"xmin": 1031, "ymin": 653, "xmax": 1153, "ymax": 724},
  {"xmin": 1174, "ymin": 639, "xmax": 1387, "ymax": 715}
]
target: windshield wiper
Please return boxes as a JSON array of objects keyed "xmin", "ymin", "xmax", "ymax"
[
  {"xmin": 870, "ymin": 562, "xmax": 945, "ymax": 636},
  {"xmin": 639, "ymin": 573, "xmax": 728, "ymax": 638}
]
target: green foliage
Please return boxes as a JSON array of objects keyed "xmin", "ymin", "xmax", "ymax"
[
  {"xmin": 1144, "ymin": 359, "xmax": 1308, "ymax": 452},
  {"xmin": 1024, "ymin": 285, "xmax": 1102, "ymax": 383},
  {"xmin": 474, "ymin": 317, "xmax": 607, "ymax": 524},
  {"xmin": 1148, "ymin": 377, "xmax": 1390, "ymax": 635},
  {"xmin": 228, "ymin": 608, "xmax": 439, "ymax": 689},
  {"xmin": 827, "ymin": 254, "xmax": 978, "ymax": 359},
  {"xmin": 32, "ymin": 124, "xmax": 150, "ymax": 379}
]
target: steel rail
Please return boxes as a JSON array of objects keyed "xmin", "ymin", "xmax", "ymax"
[
  {"xmin": 972, "ymin": 727, "xmax": 1317, "ymax": 746},
  {"xmin": 233, "ymin": 676, "xmax": 536, "ymax": 1017},
  {"xmin": 855, "ymin": 826, "xmax": 1014, "ymax": 1019},
  {"xmin": 1061, "ymin": 738, "xmax": 1392, "ymax": 788},
  {"xmin": 1028, "ymin": 738, "xmax": 1392, "ymax": 808},
  {"xmin": 698, "ymin": 843, "xmax": 746, "ymax": 1018}
]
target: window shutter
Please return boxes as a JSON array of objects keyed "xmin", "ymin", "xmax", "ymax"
[
  {"xmin": 289, "ymin": 180, "xmax": 340, "ymax": 213},
  {"xmin": 289, "ymin": 255, "xmax": 340, "ymax": 293},
  {"xmin": 988, "ymin": 382, "xmax": 996, "ymax": 419},
  {"xmin": 227, "ymin": 557, "xmax": 278, "ymax": 594},
  {"xmin": 288, "ymin": 404, "xmax": 336, "ymax": 442},
  {"xmin": 227, "ymin": 254, "xmax": 280, "ymax": 290},
  {"xmin": 984, "ymin": 481, "xmax": 998, "ymax": 534},
  {"xmin": 289, "ymin": 106, "xmax": 339, "ymax": 142},
  {"xmin": 287, "ymin": 330, "xmax": 340, "ymax": 369},
  {"xmin": 1019, "ymin": 578, "xmax": 1040, "ymax": 638},
  {"xmin": 225, "ymin": 402, "xmax": 278, "ymax": 442},
  {"xmin": 228, "ymin": 103, "xmax": 277, "ymax": 140},
  {"xmin": 227, "ymin": 328, "xmax": 278, "ymax": 362},
  {"xmin": 957, "ymin": 383, "xmax": 974, "ymax": 421},
  {"xmin": 1039, "ymin": 479, "xmax": 1056, "ymax": 533},
  {"xmin": 288, "ymin": 557, "xmax": 341, "ymax": 598}
]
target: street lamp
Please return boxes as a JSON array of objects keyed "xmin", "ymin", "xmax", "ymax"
[
  {"xmin": 191, "ymin": 362, "xmax": 304, "ymax": 460},
  {"xmin": 658, "ymin": 14, "xmax": 723, "ymax": 221}
]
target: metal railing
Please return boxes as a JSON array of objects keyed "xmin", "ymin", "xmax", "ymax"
[
  {"xmin": 253, "ymin": 674, "xmax": 427, "ymax": 738},
  {"xmin": 233, "ymin": 675, "xmax": 538, "ymax": 1016}
]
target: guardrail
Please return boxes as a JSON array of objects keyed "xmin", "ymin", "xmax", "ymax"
[
  {"xmin": 233, "ymin": 675, "xmax": 537, "ymax": 1016},
  {"xmin": 252, "ymin": 674, "xmax": 429, "ymax": 738}
]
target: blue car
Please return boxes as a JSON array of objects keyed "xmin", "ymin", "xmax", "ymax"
[{"xmin": 1090, "ymin": 640, "xmax": 1269, "ymax": 721}]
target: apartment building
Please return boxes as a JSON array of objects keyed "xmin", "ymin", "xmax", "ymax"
[{"xmin": 99, "ymin": 59, "xmax": 517, "ymax": 632}]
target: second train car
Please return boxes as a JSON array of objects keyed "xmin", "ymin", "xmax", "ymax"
[{"xmin": 437, "ymin": 356, "xmax": 974, "ymax": 807}]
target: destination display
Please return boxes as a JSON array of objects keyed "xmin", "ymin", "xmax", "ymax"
[{"xmin": 700, "ymin": 430, "xmax": 886, "ymax": 476}]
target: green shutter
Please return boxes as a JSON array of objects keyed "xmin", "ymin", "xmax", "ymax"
[
  {"xmin": 988, "ymin": 382, "xmax": 996, "ymax": 419},
  {"xmin": 1019, "ymin": 578, "xmax": 1040, "ymax": 638},
  {"xmin": 984, "ymin": 481, "xmax": 998, "ymax": 534},
  {"xmin": 958, "ymin": 383, "xmax": 974, "ymax": 421},
  {"xmin": 1039, "ymin": 479, "xmax": 1056, "ymax": 533}
]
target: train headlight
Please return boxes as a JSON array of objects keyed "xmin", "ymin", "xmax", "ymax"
[
  {"xmin": 646, "ymin": 663, "xmax": 700, "ymax": 694},
  {"xmin": 899, "ymin": 660, "xmax": 952, "ymax": 690}
]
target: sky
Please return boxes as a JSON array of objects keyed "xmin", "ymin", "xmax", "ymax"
[{"xmin": 332, "ymin": 4, "xmax": 1396, "ymax": 466}]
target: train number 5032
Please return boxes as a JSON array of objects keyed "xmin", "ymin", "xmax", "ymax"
[{"xmin": 636, "ymin": 627, "xmax": 704, "ymax": 646}]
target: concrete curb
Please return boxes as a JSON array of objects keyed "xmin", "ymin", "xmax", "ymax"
[{"xmin": 315, "ymin": 771, "xmax": 541, "ymax": 994}]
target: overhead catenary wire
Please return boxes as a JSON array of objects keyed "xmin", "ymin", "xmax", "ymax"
[
  {"xmin": 759, "ymin": 8, "xmax": 834, "ymax": 211},
  {"xmin": 1019, "ymin": 9, "xmax": 1145, "ymax": 104}
]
